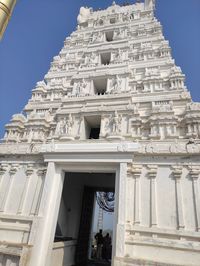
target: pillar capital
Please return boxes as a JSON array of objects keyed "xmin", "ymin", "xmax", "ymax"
[
  {"xmin": 37, "ymin": 168, "xmax": 47, "ymax": 177},
  {"xmin": 25, "ymin": 164, "xmax": 34, "ymax": 177},
  {"xmin": 128, "ymin": 164, "xmax": 142, "ymax": 178},
  {"xmin": 0, "ymin": 163, "xmax": 8, "ymax": 176},
  {"xmin": 171, "ymin": 165, "xmax": 182, "ymax": 179},
  {"xmin": 188, "ymin": 165, "xmax": 200, "ymax": 180},
  {"xmin": 147, "ymin": 164, "xmax": 157, "ymax": 178},
  {"xmin": 9, "ymin": 164, "xmax": 19, "ymax": 176}
]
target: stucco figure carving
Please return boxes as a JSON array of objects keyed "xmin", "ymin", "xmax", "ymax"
[
  {"xmin": 108, "ymin": 111, "xmax": 122, "ymax": 134},
  {"xmin": 109, "ymin": 75, "xmax": 122, "ymax": 94},
  {"xmin": 56, "ymin": 114, "xmax": 74, "ymax": 136},
  {"xmin": 77, "ymin": 7, "xmax": 91, "ymax": 24}
]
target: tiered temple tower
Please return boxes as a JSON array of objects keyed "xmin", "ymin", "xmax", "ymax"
[{"xmin": 0, "ymin": 1, "xmax": 200, "ymax": 266}]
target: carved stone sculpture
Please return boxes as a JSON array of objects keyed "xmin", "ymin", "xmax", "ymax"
[
  {"xmin": 77, "ymin": 7, "xmax": 91, "ymax": 24},
  {"xmin": 109, "ymin": 75, "xmax": 122, "ymax": 94},
  {"xmin": 109, "ymin": 111, "xmax": 122, "ymax": 134}
]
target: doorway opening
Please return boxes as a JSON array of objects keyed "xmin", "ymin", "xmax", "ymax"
[
  {"xmin": 105, "ymin": 31, "xmax": 114, "ymax": 42},
  {"xmin": 54, "ymin": 172, "xmax": 115, "ymax": 266},
  {"xmin": 93, "ymin": 78, "xmax": 107, "ymax": 95},
  {"xmin": 100, "ymin": 52, "xmax": 111, "ymax": 65},
  {"xmin": 83, "ymin": 115, "xmax": 101, "ymax": 139},
  {"xmin": 110, "ymin": 18, "xmax": 116, "ymax": 24},
  {"xmin": 89, "ymin": 128, "xmax": 100, "ymax": 139}
]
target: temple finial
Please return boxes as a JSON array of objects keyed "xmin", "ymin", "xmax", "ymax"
[{"xmin": 145, "ymin": 0, "xmax": 155, "ymax": 10}]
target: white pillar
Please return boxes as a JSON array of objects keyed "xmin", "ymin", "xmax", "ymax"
[
  {"xmin": 17, "ymin": 165, "xmax": 34, "ymax": 214},
  {"xmin": 147, "ymin": 165, "xmax": 158, "ymax": 227},
  {"xmin": 0, "ymin": 164, "xmax": 7, "ymax": 190},
  {"xmin": 190, "ymin": 167, "xmax": 200, "ymax": 231},
  {"xmin": 126, "ymin": 167, "xmax": 134, "ymax": 226},
  {"xmin": 113, "ymin": 163, "xmax": 127, "ymax": 264},
  {"xmin": 29, "ymin": 162, "xmax": 64, "ymax": 266},
  {"xmin": 0, "ymin": 165, "xmax": 18, "ymax": 212},
  {"xmin": 132, "ymin": 166, "xmax": 142, "ymax": 225},
  {"xmin": 172, "ymin": 166, "xmax": 184, "ymax": 230},
  {"xmin": 134, "ymin": 175, "xmax": 140, "ymax": 224},
  {"xmin": 30, "ymin": 169, "xmax": 45, "ymax": 215}
]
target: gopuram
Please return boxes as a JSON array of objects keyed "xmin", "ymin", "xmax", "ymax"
[{"xmin": 0, "ymin": 1, "xmax": 200, "ymax": 265}]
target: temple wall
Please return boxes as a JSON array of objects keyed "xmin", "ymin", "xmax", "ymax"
[
  {"xmin": 0, "ymin": 150, "xmax": 200, "ymax": 266},
  {"xmin": 0, "ymin": 161, "xmax": 46, "ymax": 218},
  {"xmin": 0, "ymin": 159, "xmax": 47, "ymax": 266},
  {"xmin": 50, "ymin": 241, "xmax": 76, "ymax": 266},
  {"xmin": 123, "ymin": 155, "xmax": 200, "ymax": 266},
  {"xmin": 126, "ymin": 163, "xmax": 200, "ymax": 230}
]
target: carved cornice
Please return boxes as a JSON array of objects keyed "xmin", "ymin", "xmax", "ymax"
[
  {"xmin": 0, "ymin": 143, "xmax": 41, "ymax": 155},
  {"xmin": 138, "ymin": 142, "xmax": 200, "ymax": 155}
]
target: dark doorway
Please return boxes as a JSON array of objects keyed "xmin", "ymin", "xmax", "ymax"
[
  {"xmin": 55, "ymin": 172, "xmax": 115, "ymax": 266},
  {"xmin": 75, "ymin": 187, "xmax": 95, "ymax": 265},
  {"xmin": 76, "ymin": 186, "xmax": 114, "ymax": 266},
  {"xmin": 105, "ymin": 31, "xmax": 114, "ymax": 42},
  {"xmin": 89, "ymin": 128, "xmax": 100, "ymax": 139},
  {"xmin": 84, "ymin": 116, "xmax": 101, "ymax": 139}
]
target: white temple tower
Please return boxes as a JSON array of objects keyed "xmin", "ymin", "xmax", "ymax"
[{"xmin": 0, "ymin": 1, "xmax": 200, "ymax": 266}]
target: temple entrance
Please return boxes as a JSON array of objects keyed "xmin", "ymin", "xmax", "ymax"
[{"xmin": 54, "ymin": 172, "xmax": 115, "ymax": 266}]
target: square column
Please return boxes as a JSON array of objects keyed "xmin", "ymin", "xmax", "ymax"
[
  {"xmin": 113, "ymin": 163, "xmax": 127, "ymax": 265},
  {"xmin": 29, "ymin": 162, "xmax": 64, "ymax": 266}
]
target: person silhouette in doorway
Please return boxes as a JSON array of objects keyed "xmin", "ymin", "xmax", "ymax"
[
  {"xmin": 95, "ymin": 229, "xmax": 104, "ymax": 260},
  {"xmin": 103, "ymin": 233, "xmax": 112, "ymax": 262}
]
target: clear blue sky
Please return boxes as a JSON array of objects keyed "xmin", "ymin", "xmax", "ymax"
[{"xmin": 0, "ymin": 0, "xmax": 200, "ymax": 138}]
